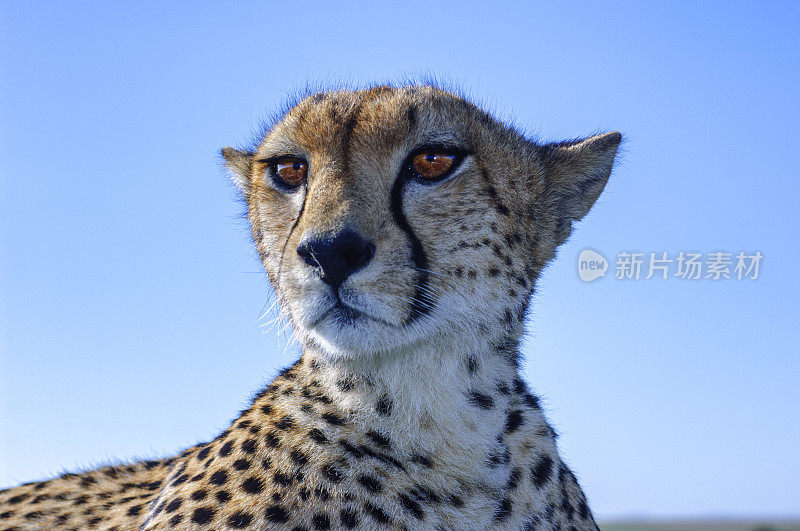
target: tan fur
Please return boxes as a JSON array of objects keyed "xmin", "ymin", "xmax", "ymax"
[{"xmin": 0, "ymin": 85, "xmax": 620, "ymax": 530}]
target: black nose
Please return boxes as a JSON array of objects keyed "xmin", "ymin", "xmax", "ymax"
[{"xmin": 296, "ymin": 230, "xmax": 375, "ymax": 288}]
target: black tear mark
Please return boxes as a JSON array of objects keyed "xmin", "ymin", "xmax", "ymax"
[
  {"xmin": 276, "ymin": 192, "xmax": 307, "ymax": 294},
  {"xmin": 390, "ymin": 175, "xmax": 434, "ymax": 323}
]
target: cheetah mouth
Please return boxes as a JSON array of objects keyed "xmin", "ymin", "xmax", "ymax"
[{"xmin": 312, "ymin": 299, "xmax": 397, "ymax": 329}]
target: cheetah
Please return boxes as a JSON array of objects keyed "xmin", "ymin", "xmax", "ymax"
[{"xmin": 0, "ymin": 84, "xmax": 621, "ymax": 530}]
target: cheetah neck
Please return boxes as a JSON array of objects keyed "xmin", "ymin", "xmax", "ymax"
[{"xmin": 297, "ymin": 326, "xmax": 543, "ymax": 490}]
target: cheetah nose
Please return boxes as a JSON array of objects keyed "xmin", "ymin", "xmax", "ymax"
[{"xmin": 296, "ymin": 229, "xmax": 375, "ymax": 288}]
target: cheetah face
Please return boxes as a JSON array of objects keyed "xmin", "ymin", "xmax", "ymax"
[{"xmin": 223, "ymin": 86, "xmax": 620, "ymax": 358}]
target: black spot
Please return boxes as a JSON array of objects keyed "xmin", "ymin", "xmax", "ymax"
[
  {"xmin": 322, "ymin": 463, "xmax": 344, "ymax": 483},
  {"xmin": 357, "ymin": 474, "xmax": 382, "ymax": 493},
  {"xmin": 7, "ymin": 495, "xmax": 28, "ymax": 504},
  {"xmin": 364, "ymin": 502, "xmax": 390, "ymax": 525},
  {"xmin": 278, "ymin": 362, "xmax": 298, "ymax": 379},
  {"xmin": 73, "ymin": 494, "xmax": 89, "ymax": 505},
  {"xmin": 336, "ymin": 377, "xmax": 355, "ymax": 392},
  {"xmin": 366, "ymin": 430, "xmax": 391, "ymax": 449},
  {"xmin": 261, "ymin": 457, "xmax": 272, "ymax": 470},
  {"xmin": 191, "ymin": 506, "xmax": 215, "ymax": 524},
  {"xmin": 241, "ymin": 476, "xmax": 265, "ymax": 494},
  {"xmin": 311, "ymin": 513, "xmax": 332, "ymax": 530},
  {"xmin": 290, "ymin": 449, "xmax": 309, "ymax": 466},
  {"xmin": 409, "ymin": 484, "xmax": 440, "ymax": 504},
  {"xmin": 321, "ymin": 412, "xmax": 345, "ymax": 426},
  {"xmin": 495, "ymin": 498, "xmax": 512, "ymax": 521},
  {"xmin": 233, "ymin": 458, "xmax": 251, "ymax": 471},
  {"xmin": 171, "ymin": 473, "xmax": 189, "ymax": 486},
  {"xmin": 260, "ymin": 403, "xmax": 273, "ymax": 415},
  {"xmin": 209, "ymin": 469, "xmax": 228, "ymax": 485},
  {"xmin": 340, "ymin": 508, "xmax": 359, "ymax": 528},
  {"xmin": 523, "ymin": 518, "xmax": 540, "ymax": 531},
  {"xmin": 376, "ymin": 394, "xmax": 393, "ymax": 416},
  {"xmin": 532, "ymin": 455, "xmax": 554, "ymax": 488},
  {"xmin": 227, "ymin": 511, "xmax": 254, "ymax": 528},
  {"xmin": 507, "ymin": 467, "xmax": 521, "ymax": 490},
  {"xmin": 215, "ymin": 490, "xmax": 231, "ymax": 503},
  {"xmin": 265, "ymin": 431, "xmax": 281, "ymax": 447},
  {"xmin": 356, "ymin": 444, "xmax": 406, "ymax": 470},
  {"xmin": 468, "ymin": 390, "xmax": 494, "ymax": 409},
  {"xmin": 505, "ymin": 409, "xmax": 524, "ymax": 432},
  {"xmin": 339, "ymin": 440, "xmax": 364, "ymax": 458},
  {"xmin": 578, "ymin": 499, "xmax": 590, "ymax": 520},
  {"xmin": 466, "ymin": 356, "xmax": 478, "ymax": 374},
  {"xmin": 275, "ymin": 416, "xmax": 295, "ymax": 430},
  {"xmin": 449, "ymin": 494, "xmax": 464, "ymax": 507},
  {"xmin": 169, "ymin": 514, "xmax": 183, "ymax": 526},
  {"xmin": 411, "ymin": 453, "xmax": 433, "ymax": 467},
  {"xmin": 398, "ymin": 493, "xmax": 425, "ymax": 520},
  {"xmin": 308, "ymin": 428, "xmax": 328, "ymax": 444},
  {"xmin": 164, "ymin": 498, "xmax": 182, "ymax": 513},
  {"xmin": 265, "ymin": 505, "xmax": 289, "ymax": 523},
  {"xmin": 216, "ymin": 441, "xmax": 233, "ymax": 458},
  {"xmin": 241, "ymin": 438, "xmax": 258, "ymax": 454},
  {"xmin": 406, "ymin": 106, "xmax": 417, "ymax": 128},
  {"xmin": 273, "ymin": 471, "xmax": 292, "ymax": 486},
  {"xmin": 523, "ymin": 392, "xmax": 541, "ymax": 409}
]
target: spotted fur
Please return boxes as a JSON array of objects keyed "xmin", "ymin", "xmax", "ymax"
[{"xmin": 0, "ymin": 85, "xmax": 620, "ymax": 530}]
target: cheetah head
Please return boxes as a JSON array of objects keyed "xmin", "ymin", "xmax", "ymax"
[{"xmin": 223, "ymin": 86, "xmax": 620, "ymax": 359}]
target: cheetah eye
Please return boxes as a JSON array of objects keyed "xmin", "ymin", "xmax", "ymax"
[
  {"xmin": 273, "ymin": 156, "xmax": 308, "ymax": 188},
  {"xmin": 410, "ymin": 150, "xmax": 462, "ymax": 181}
]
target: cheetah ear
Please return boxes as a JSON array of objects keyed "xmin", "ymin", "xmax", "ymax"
[
  {"xmin": 541, "ymin": 131, "xmax": 621, "ymax": 238},
  {"xmin": 221, "ymin": 147, "xmax": 255, "ymax": 193}
]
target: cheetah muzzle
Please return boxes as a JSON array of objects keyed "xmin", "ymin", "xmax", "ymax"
[{"xmin": 1, "ymin": 85, "xmax": 620, "ymax": 530}]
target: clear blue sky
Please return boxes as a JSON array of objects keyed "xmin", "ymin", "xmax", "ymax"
[{"xmin": 1, "ymin": 1, "xmax": 798, "ymax": 521}]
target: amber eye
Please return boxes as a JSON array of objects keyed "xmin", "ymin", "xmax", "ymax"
[
  {"xmin": 411, "ymin": 151, "xmax": 458, "ymax": 181},
  {"xmin": 274, "ymin": 157, "xmax": 308, "ymax": 187}
]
